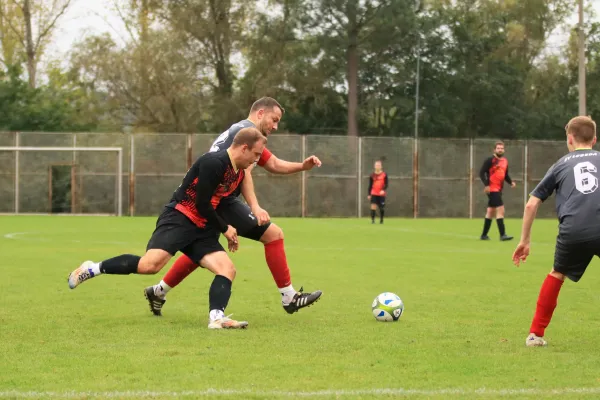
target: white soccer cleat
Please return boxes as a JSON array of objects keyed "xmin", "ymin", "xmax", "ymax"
[
  {"xmin": 68, "ymin": 260, "xmax": 96, "ymax": 289},
  {"xmin": 526, "ymin": 333, "xmax": 547, "ymax": 347},
  {"xmin": 207, "ymin": 315, "xmax": 248, "ymax": 329}
]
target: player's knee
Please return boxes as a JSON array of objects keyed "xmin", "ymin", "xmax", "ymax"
[
  {"xmin": 216, "ymin": 260, "xmax": 236, "ymax": 281},
  {"xmin": 138, "ymin": 255, "xmax": 167, "ymax": 274},
  {"xmin": 550, "ymin": 270, "xmax": 567, "ymax": 281},
  {"xmin": 260, "ymin": 223, "xmax": 284, "ymax": 244}
]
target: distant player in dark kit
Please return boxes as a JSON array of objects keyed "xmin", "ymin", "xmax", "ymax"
[
  {"xmin": 67, "ymin": 127, "xmax": 267, "ymax": 329},
  {"xmin": 368, "ymin": 160, "xmax": 388, "ymax": 224},
  {"xmin": 479, "ymin": 141, "xmax": 516, "ymax": 241},
  {"xmin": 513, "ymin": 116, "xmax": 600, "ymax": 347}
]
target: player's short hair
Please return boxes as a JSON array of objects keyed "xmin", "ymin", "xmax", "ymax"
[
  {"xmin": 494, "ymin": 141, "xmax": 504, "ymax": 148},
  {"xmin": 250, "ymin": 97, "xmax": 285, "ymax": 114},
  {"xmin": 566, "ymin": 116, "xmax": 597, "ymax": 144},
  {"xmin": 232, "ymin": 127, "xmax": 267, "ymax": 148}
]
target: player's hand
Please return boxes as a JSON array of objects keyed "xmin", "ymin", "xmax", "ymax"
[
  {"xmin": 367, "ymin": 195, "xmax": 371, "ymax": 200},
  {"xmin": 302, "ymin": 155, "xmax": 322, "ymax": 170},
  {"xmin": 484, "ymin": 186, "xmax": 490, "ymax": 194},
  {"xmin": 511, "ymin": 182, "xmax": 517, "ymax": 188},
  {"xmin": 379, "ymin": 190, "xmax": 385, "ymax": 196},
  {"xmin": 223, "ymin": 225, "xmax": 238, "ymax": 252},
  {"xmin": 512, "ymin": 241, "xmax": 530, "ymax": 267},
  {"xmin": 251, "ymin": 205, "xmax": 270, "ymax": 226}
]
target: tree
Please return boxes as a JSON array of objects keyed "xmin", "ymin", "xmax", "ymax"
[{"xmin": 0, "ymin": 0, "xmax": 72, "ymax": 87}]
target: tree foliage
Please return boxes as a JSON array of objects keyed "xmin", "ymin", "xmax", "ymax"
[{"xmin": 0, "ymin": 0, "xmax": 596, "ymax": 138}]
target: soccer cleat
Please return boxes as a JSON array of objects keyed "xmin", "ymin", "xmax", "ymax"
[
  {"xmin": 208, "ymin": 315, "xmax": 249, "ymax": 329},
  {"xmin": 500, "ymin": 235, "xmax": 514, "ymax": 241},
  {"xmin": 480, "ymin": 235, "xmax": 490, "ymax": 240},
  {"xmin": 283, "ymin": 287, "xmax": 322, "ymax": 314},
  {"xmin": 526, "ymin": 333, "xmax": 547, "ymax": 347},
  {"xmin": 144, "ymin": 286, "xmax": 166, "ymax": 316},
  {"xmin": 68, "ymin": 260, "xmax": 95, "ymax": 289}
]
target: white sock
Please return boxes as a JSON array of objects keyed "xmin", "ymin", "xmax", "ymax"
[
  {"xmin": 153, "ymin": 280, "xmax": 171, "ymax": 299},
  {"xmin": 90, "ymin": 262, "xmax": 102, "ymax": 276},
  {"xmin": 279, "ymin": 285, "xmax": 296, "ymax": 305},
  {"xmin": 209, "ymin": 309, "xmax": 224, "ymax": 321}
]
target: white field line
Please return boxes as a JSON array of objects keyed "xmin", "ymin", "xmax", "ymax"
[{"xmin": 2, "ymin": 388, "xmax": 600, "ymax": 398}]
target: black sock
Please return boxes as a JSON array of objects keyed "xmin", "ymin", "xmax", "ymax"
[
  {"xmin": 209, "ymin": 275, "xmax": 232, "ymax": 312},
  {"xmin": 371, "ymin": 209, "xmax": 376, "ymax": 222},
  {"xmin": 482, "ymin": 218, "xmax": 492, "ymax": 236},
  {"xmin": 99, "ymin": 254, "xmax": 140, "ymax": 275},
  {"xmin": 380, "ymin": 209, "xmax": 385, "ymax": 222},
  {"xmin": 497, "ymin": 218, "xmax": 506, "ymax": 236}
]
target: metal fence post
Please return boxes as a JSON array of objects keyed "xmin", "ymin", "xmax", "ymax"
[
  {"xmin": 523, "ymin": 140, "xmax": 529, "ymax": 210},
  {"xmin": 412, "ymin": 137, "xmax": 419, "ymax": 218},
  {"xmin": 15, "ymin": 132, "xmax": 19, "ymax": 214},
  {"xmin": 301, "ymin": 135, "xmax": 307, "ymax": 218},
  {"xmin": 469, "ymin": 138, "xmax": 474, "ymax": 218},
  {"xmin": 357, "ymin": 137, "xmax": 362, "ymax": 218},
  {"xmin": 129, "ymin": 134, "xmax": 135, "ymax": 216}
]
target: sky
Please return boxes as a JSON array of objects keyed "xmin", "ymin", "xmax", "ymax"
[{"xmin": 45, "ymin": 0, "xmax": 600, "ymax": 66}]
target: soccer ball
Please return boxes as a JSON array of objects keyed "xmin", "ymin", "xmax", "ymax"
[{"xmin": 372, "ymin": 292, "xmax": 404, "ymax": 322}]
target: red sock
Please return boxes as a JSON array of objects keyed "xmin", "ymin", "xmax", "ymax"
[
  {"xmin": 264, "ymin": 239, "xmax": 292, "ymax": 288},
  {"xmin": 529, "ymin": 274, "xmax": 564, "ymax": 337},
  {"xmin": 163, "ymin": 254, "xmax": 199, "ymax": 288}
]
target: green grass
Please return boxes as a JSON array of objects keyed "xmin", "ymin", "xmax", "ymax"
[{"xmin": 2, "ymin": 216, "xmax": 600, "ymax": 399}]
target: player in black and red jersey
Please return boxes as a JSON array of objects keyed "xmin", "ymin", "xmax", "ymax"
[
  {"xmin": 368, "ymin": 160, "xmax": 388, "ymax": 224},
  {"xmin": 67, "ymin": 128, "xmax": 266, "ymax": 329},
  {"xmin": 479, "ymin": 141, "xmax": 516, "ymax": 241},
  {"xmin": 144, "ymin": 97, "xmax": 323, "ymax": 317}
]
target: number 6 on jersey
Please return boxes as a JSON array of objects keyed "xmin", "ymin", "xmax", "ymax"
[{"xmin": 574, "ymin": 161, "xmax": 599, "ymax": 194}]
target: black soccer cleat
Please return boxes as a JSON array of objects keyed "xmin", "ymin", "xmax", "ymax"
[
  {"xmin": 480, "ymin": 235, "xmax": 491, "ymax": 240},
  {"xmin": 500, "ymin": 235, "xmax": 514, "ymax": 241},
  {"xmin": 144, "ymin": 286, "xmax": 166, "ymax": 316},
  {"xmin": 283, "ymin": 287, "xmax": 322, "ymax": 314}
]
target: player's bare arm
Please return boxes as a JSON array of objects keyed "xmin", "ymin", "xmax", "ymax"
[
  {"xmin": 505, "ymin": 167, "xmax": 516, "ymax": 188},
  {"xmin": 240, "ymin": 165, "xmax": 270, "ymax": 226},
  {"xmin": 512, "ymin": 195, "xmax": 542, "ymax": 266},
  {"xmin": 263, "ymin": 154, "xmax": 322, "ymax": 174}
]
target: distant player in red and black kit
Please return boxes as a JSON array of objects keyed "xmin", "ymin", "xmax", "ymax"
[
  {"xmin": 67, "ymin": 128, "xmax": 266, "ymax": 329},
  {"xmin": 368, "ymin": 160, "xmax": 388, "ymax": 224},
  {"xmin": 479, "ymin": 141, "xmax": 516, "ymax": 241}
]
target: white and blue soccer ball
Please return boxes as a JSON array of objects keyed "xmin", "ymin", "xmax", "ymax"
[{"xmin": 372, "ymin": 292, "xmax": 404, "ymax": 322}]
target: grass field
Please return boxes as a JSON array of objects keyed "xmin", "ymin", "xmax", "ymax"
[{"xmin": 2, "ymin": 216, "xmax": 600, "ymax": 399}]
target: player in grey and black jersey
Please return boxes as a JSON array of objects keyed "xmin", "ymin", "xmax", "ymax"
[{"xmin": 513, "ymin": 115, "xmax": 600, "ymax": 347}]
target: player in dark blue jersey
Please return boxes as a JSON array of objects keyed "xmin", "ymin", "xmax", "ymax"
[
  {"xmin": 513, "ymin": 116, "xmax": 600, "ymax": 346},
  {"xmin": 68, "ymin": 128, "xmax": 267, "ymax": 329},
  {"xmin": 145, "ymin": 97, "xmax": 323, "ymax": 317}
]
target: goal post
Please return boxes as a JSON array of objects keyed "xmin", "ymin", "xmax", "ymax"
[{"xmin": 0, "ymin": 146, "xmax": 123, "ymax": 216}]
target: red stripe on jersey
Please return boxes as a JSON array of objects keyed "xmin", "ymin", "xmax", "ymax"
[{"xmin": 176, "ymin": 167, "xmax": 245, "ymax": 228}]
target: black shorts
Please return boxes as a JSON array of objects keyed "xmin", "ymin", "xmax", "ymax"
[
  {"xmin": 553, "ymin": 237, "xmax": 600, "ymax": 282},
  {"xmin": 487, "ymin": 192, "xmax": 503, "ymax": 207},
  {"xmin": 370, "ymin": 195, "xmax": 386, "ymax": 208},
  {"xmin": 216, "ymin": 196, "xmax": 270, "ymax": 241},
  {"xmin": 146, "ymin": 207, "xmax": 224, "ymax": 263}
]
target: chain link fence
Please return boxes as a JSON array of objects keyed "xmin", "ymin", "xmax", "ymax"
[{"xmin": 0, "ymin": 131, "xmax": 575, "ymax": 218}]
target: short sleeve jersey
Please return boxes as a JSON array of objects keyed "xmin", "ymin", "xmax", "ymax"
[{"xmin": 531, "ymin": 149, "xmax": 600, "ymax": 243}]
